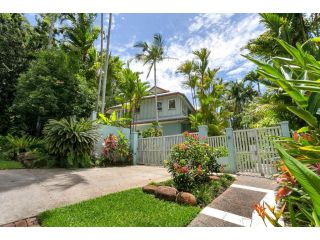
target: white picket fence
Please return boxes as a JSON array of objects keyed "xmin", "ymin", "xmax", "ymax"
[
  {"xmin": 137, "ymin": 125, "xmax": 284, "ymax": 178},
  {"xmin": 137, "ymin": 133, "xmax": 226, "ymax": 166},
  {"xmin": 233, "ymin": 126, "xmax": 282, "ymax": 176}
]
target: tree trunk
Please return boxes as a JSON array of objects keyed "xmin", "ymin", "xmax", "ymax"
[
  {"xmin": 257, "ymin": 82, "xmax": 261, "ymax": 95},
  {"xmin": 154, "ymin": 61, "xmax": 159, "ymax": 124},
  {"xmin": 101, "ymin": 13, "xmax": 112, "ymax": 114},
  {"xmin": 95, "ymin": 13, "xmax": 104, "ymax": 113},
  {"xmin": 48, "ymin": 14, "xmax": 55, "ymax": 49}
]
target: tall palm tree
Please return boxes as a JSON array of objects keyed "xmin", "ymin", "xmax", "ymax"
[
  {"xmin": 193, "ymin": 48, "xmax": 211, "ymax": 96},
  {"xmin": 226, "ymin": 80, "xmax": 258, "ymax": 129},
  {"xmin": 134, "ymin": 33, "xmax": 169, "ymax": 124},
  {"xmin": 176, "ymin": 60, "xmax": 197, "ymax": 108},
  {"xmin": 60, "ymin": 13, "xmax": 100, "ymax": 63},
  {"xmin": 116, "ymin": 68, "xmax": 149, "ymax": 131},
  {"xmin": 95, "ymin": 13, "xmax": 104, "ymax": 113},
  {"xmin": 101, "ymin": 13, "xmax": 112, "ymax": 114}
]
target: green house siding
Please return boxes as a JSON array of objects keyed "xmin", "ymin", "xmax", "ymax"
[
  {"xmin": 162, "ymin": 122, "xmax": 183, "ymax": 135},
  {"xmin": 135, "ymin": 121, "xmax": 192, "ymax": 136},
  {"xmin": 135, "ymin": 95, "xmax": 183, "ymax": 121}
]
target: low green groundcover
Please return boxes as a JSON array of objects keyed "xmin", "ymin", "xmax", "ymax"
[
  {"xmin": 39, "ymin": 188, "xmax": 201, "ymax": 227},
  {"xmin": 0, "ymin": 160, "xmax": 25, "ymax": 170}
]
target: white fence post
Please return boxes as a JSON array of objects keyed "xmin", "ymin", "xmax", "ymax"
[
  {"xmin": 130, "ymin": 132, "xmax": 139, "ymax": 165},
  {"xmin": 280, "ymin": 121, "xmax": 290, "ymax": 137},
  {"xmin": 225, "ymin": 127, "xmax": 237, "ymax": 173},
  {"xmin": 198, "ymin": 125, "xmax": 208, "ymax": 141}
]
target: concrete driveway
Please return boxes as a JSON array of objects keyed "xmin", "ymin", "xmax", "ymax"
[{"xmin": 0, "ymin": 166, "xmax": 170, "ymax": 225}]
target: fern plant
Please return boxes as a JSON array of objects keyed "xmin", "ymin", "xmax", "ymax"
[
  {"xmin": 43, "ymin": 118, "xmax": 99, "ymax": 168},
  {"xmin": 5, "ymin": 134, "xmax": 40, "ymax": 159}
]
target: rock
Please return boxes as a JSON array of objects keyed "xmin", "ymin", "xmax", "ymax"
[
  {"xmin": 142, "ymin": 185, "xmax": 159, "ymax": 194},
  {"xmin": 209, "ymin": 175, "xmax": 220, "ymax": 181},
  {"xmin": 17, "ymin": 151, "xmax": 37, "ymax": 168},
  {"xmin": 176, "ymin": 192, "xmax": 197, "ymax": 206},
  {"xmin": 155, "ymin": 186, "xmax": 177, "ymax": 202}
]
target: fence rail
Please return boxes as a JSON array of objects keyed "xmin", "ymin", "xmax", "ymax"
[{"xmin": 137, "ymin": 133, "xmax": 198, "ymax": 166}]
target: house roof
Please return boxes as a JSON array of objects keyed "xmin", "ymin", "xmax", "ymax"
[
  {"xmin": 148, "ymin": 86, "xmax": 170, "ymax": 94},
  {"xmin": 107, "ymin": 91, "xmax": 196, "ymax": 113}
]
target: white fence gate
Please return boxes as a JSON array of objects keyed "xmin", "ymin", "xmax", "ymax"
[
  {"xmin": 137, "ymin": 133, "xmax": 226, "ymax": 166},
  {"xmin": 233, "ymin": 126, "xmax": 282, "ymax": 177},
  {"xmin": 137, "ymin": 124, "xmax": 286, "ymax": 177}
]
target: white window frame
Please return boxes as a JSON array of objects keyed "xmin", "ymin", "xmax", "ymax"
[{"xmin": 168, "ymin": 98, "xmax": 176, "ymax": 110}]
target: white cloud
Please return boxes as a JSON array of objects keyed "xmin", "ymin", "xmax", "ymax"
[{"xmin": 117, "ymin": 14, "xmax": 265, "ymax": 96}]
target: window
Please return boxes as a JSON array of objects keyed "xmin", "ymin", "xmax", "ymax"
[
  {"xmin": 157, "ymin": 101, "xmax": 162, "ymax": 111},
  {"xmin": 168, "ymin": 99, "xmax": 176, "ymax": 110}
]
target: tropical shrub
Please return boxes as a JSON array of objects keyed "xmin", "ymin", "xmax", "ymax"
[
  {"xmin": 43, "ymin": 118, "xmax": 99, "ymax": 168},
  {"xmin": 244, "ymin": 38, "xmax": 320, "ymax": 129},
  {"xmin": 142, "ymin": 122, "xmax": 162, "ymax": 138},
  {"xmin": 98, "ymin": 112, "xmax": 131, "ymax": 128},
  {"xmin": 164, "ymin": 131, "xmax": 224, "ymax": 192},
  {"xmin": 99, "ymin": 132, "xmax": 132, "ymax": 166},
  {"xmin": 247, "ymin": 38, "xmax": 320, "ymax": 227}
]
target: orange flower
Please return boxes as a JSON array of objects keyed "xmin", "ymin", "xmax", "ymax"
[
  {"xmin": 301, "ymin": 133, "xmax": 313, "ymax": 142},
  {"xmin": 254, "ymin": 203, "xmax": 266, "ymax": 219},
  {"xmin": 276, "ymin": 187, "xmax": 291, "ymax": 202},
  {"xmin": 293, "ymin": 131, "xmax": 299, "ymax": 142},
  {"xmin": 183, "ymin": 131, "xmax": 190, "ymax": 137}
]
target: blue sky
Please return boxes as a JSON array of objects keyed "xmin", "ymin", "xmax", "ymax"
[{"xmin": 25, "ymin": 13, "xmax": 265, "ymax": 99}]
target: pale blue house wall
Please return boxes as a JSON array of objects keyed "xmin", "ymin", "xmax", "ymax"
[
  {"xmin": 94, "ymin": 124, "xmax": 131, "ymax": 157},
  {"xmin": 135, "ymin": 122, "xmax": 191, "ymax": 136}
]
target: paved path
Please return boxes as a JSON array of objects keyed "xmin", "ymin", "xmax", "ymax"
[
  {"xmin": 0, "ymin": 166, "xmax": 170, "ymax": 225},
  {"xmin": 189, "ymin": 175, "xmax": 278, "ymax": 227}
]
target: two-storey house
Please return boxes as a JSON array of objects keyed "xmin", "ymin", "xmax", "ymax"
[{"xmin": 107, "ymin": 87, "xmax": 196, "ymax": 136}]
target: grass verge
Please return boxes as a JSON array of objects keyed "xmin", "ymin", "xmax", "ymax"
[
  {"xmin": 0, "ymin": 160, "xmax": 25, "ymax": 170},
  {"xmin": 39, "ymin": 188, "xmax": 201, "ymax": 227}
]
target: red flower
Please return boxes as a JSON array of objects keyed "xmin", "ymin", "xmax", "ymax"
[
  {"xmin": 173, "ymin": 163, "xmax": 180, "ymax": 170},
  {"xmin": 180, "ymin": 166, "xmax": 189, "ymax": 173},
  {"xmin": 193, "ymin": 135, "xmax": 199, "ymax": 140},
  {"xmin": 293, "ymin": 131, "xmax": 299, "ymax": 142},
  {"xmin": 276, "ymin": 187, "xmax": 291, "ymax": 202},
  {"xmin": 301, "ymin": 133, "xmax": 313, "ymax": 142}
]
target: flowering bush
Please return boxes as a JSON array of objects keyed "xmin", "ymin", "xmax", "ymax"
[
  {"xmin": 164, "ymin": 131, "xmax": 225, "ymax": 192},
  {"xmin": 100, "ymin": 132, "xmax": 131, "ymax": 166}
]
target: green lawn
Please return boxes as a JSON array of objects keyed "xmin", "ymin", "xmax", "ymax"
[
  {"xmin": 39, "ymin": 188, "xmax": 201, "ymax": 227},
  {"xmin": 0, "ymin": 160, "xmax": 25, "ymax": 170}
]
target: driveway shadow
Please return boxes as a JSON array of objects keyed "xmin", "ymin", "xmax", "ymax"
[{"xmin": 0, "ymin": 169, "xmax": 89, "ymax": 193}]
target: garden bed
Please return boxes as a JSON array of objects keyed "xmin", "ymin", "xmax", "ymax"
[
  {"xmin": 38, "ymin": 188, "xmax": 200, "ymax": 227},
  {"xmin": 149, "ymin": 174, "xmax": 235, "ymax": 207}
]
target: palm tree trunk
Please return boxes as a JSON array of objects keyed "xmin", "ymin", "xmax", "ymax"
[
  {"xmin": 154, "ymin": 61, "xmax": 159, "ymax": 124},
  {"xmin": 48, "ymin": 14, "xmax": 55, "ymax": 49},
  {"xmin": 95, "ymin": 13, "xmax": 104, "ymax": 113},
  {"xmin": 101, "ymin": 13, "xmax": 112, "ymax": 114}
]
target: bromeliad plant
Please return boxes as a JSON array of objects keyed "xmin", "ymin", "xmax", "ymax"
[
  {"xmin": 43, "ymin": 118, "xmax": 99, "ymax": 168},
  {"xmin": 164, "ymin": 131, "xmax": 224, "ymax": 192}
]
